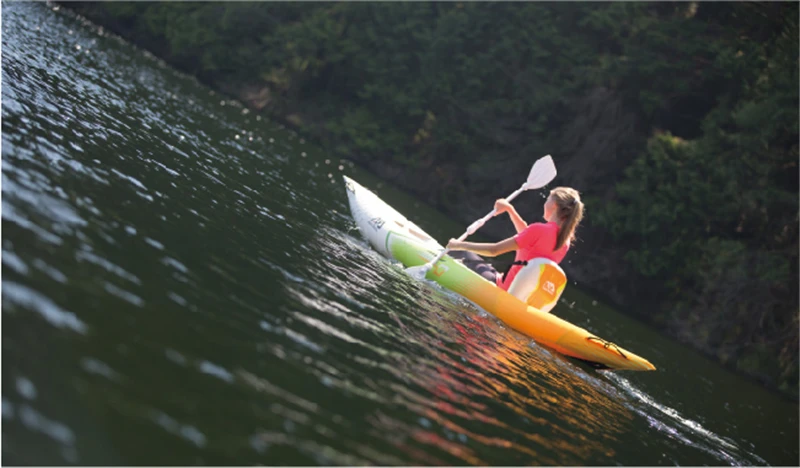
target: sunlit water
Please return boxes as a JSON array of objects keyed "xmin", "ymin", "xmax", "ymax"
[{"xmin": 2, "ymin": 3, "xmax": 797, "ymax": 465}]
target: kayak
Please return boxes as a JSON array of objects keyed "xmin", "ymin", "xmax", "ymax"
[{"xmin": 343, "ymin": 176, "xmax": 656, "ymax": 372}]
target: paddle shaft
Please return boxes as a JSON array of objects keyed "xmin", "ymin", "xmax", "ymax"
[{"xmin": 425, "ymin": 183, "xmax": 527, "ymax": 267}]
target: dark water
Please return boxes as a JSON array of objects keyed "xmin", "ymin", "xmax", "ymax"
[{"xmin": 2, "ymin": 3, "xmax": 797, "ymax": 465}]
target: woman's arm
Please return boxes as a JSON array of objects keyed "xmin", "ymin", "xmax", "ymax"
[
  {"xmin": 495, "ymin": 199, "xmax": 528, "ymax": 233},
  {"xmin": 447, "ymin": 236, "xmax": 519, "ymax": 257}
]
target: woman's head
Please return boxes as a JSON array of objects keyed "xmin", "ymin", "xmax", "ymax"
[{"xmin": 545, "ymin": 187, "xmax": 584, "ymax": 250}]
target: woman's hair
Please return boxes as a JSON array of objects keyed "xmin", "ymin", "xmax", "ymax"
[{"xmin": 550, "ymin": 187, "xmax": 584, "ymax": 250}]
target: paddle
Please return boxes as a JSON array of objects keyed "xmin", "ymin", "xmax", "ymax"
[{"xmin": 406, "ymin": 155, "xmax": 557, "ymax": 280}]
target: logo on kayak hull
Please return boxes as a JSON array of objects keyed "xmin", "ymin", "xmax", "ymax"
[{"xmin": 368, "ymin": 217, "xmax": 385, "ymax": 231}]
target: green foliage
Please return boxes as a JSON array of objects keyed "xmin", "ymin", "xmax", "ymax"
[{"xmin": 593, "ymin": 3, "xmax": 798, "ymax": 394}]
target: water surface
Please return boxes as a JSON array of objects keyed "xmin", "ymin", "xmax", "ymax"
[{"xmin": 2, "ymin": 3, "xmax": 797, "ymax": 465}]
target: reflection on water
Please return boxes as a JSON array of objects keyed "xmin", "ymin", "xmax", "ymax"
[
  {"xmin": 2, "ymin": 2, "xmax": 797, "ymax": 466},
  {"xmin": 363, "ymin": 301, "xmax": 635, "ymax": 465}
]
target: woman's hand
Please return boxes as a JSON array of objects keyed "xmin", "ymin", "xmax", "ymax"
[
  {"xmin": 494, "ymin": 198, "xmax": 512, "ymax": 216},
  {"xmin": 446, "ymin": 238, "xmax": 463, "ymax": 250}
]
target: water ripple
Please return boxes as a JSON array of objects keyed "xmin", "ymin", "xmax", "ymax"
[
  {"xmin": 0, "ymin": 2, "xmax": 794, "ymax": 466},
  {"xmin": 3, "ymin": 281, "xmax": 88, "ymax": 334}
]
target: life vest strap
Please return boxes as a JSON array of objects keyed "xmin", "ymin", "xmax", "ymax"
[{"xmin": 501, "ymin": 260, "xmax": 528, "ymax": 281}]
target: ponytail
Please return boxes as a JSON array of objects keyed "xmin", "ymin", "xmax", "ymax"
[{"xmin": 550, "ymin": 187, "xmax": 585, "ymax": 251}]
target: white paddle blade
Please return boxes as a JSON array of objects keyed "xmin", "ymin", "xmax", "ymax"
[
  {"xmin": 405, "ymin": 264, "xmax": 431, "ymax": 281},
  {"xmin": 525, "ymin": 155, "xmax": 557, "ymax": 189}
]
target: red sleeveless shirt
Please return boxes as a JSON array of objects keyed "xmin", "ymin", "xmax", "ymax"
[{"xmin": 497, "ymin": 221, "xmax": 568, "ymax": 290}]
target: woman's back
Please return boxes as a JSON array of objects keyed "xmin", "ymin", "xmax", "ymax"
[{"xmin": 499, "ymin": 221, "xmax": 569, "ymax": 290}]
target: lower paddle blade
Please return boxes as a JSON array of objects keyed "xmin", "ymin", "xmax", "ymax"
[{"xmin": 405, "ymin": 264, "xmax": 431, "ymax": 281}]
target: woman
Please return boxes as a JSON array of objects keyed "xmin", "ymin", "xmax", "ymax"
[{"xmin": 447, "ymin": 187, "xmax": 584, "ymax": 291}]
